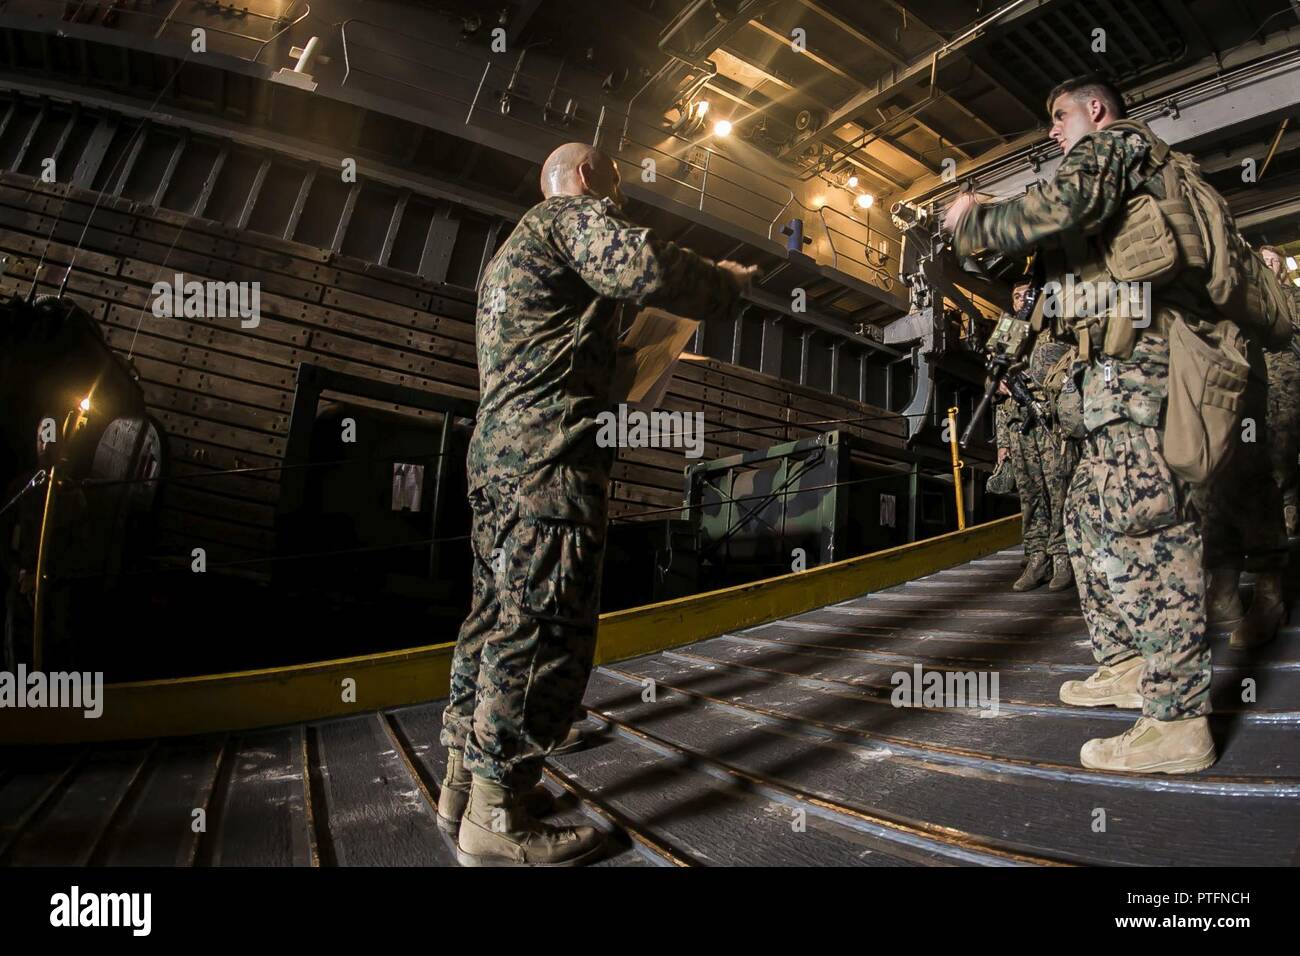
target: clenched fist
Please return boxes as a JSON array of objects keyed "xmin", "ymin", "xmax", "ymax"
[
  {"xmin": 942, "ymin": 193, "xmax": 978, "ymax": 235},
  {"xmin": 718, "ymin": 260, "xmax": 760, "ymax": 295}
]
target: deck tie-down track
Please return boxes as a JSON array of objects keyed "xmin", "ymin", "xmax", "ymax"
[{"xmin": 2, "ymin": 548, "xmax": 1298, "ymax": 866}]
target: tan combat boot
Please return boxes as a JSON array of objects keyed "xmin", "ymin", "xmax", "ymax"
[
  {"xmin": 550, "ymin": 723, "xmax": 587, "ymax": 755},
  {"xmin": 1046, "ymin": 555, "xmax": 1074, "ymax": 592},
  {"xmin": 1079, "ymin": 715, "xmax": 1216, "ymax": 774},
  {"xmin": 456, "ymin": 775, "xmax": 604, "ymax": 867},
  {"xmin": 1206, "ymin": 565, "xmax": 1244, "ymax": 629},
  {"xmin": 436, "ymin": 748, "xmax": 472, "ymax": 834},
  {"xmin": 1012, "ymin": 554, "xmax": 1051, "ymax": 592},
  {"xmin": 437, "ymin": 748, "xmax": 561, "ymax": 835},
  {"xmin": 1230, "ymin": 571, "xmax": 1287, "ymax": 649},
  {"xmin": 1058, "ymin": 655, "xmax": 1143, "ymax": 708}
]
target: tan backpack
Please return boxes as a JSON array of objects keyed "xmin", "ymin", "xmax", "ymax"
[
  {"xmin": 1104, "ymin": 119, "xmax": 1293, "ymax": 349},
  {"xmin": 1164, "ymin": 316, "xmax": 1251, "ymax": 484}
]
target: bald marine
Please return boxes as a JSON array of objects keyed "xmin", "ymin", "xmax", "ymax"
[{"xmin": 540, "ymin": 142, "xmax": 626, "ymax": 208}]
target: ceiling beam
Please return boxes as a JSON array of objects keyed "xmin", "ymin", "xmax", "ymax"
[
  {"xmin": 1235, "ymin": 191, "xmax": 1300, "ymax": 231},
  {"xmin": 955, "ymin": 52, "xmax": 1300, "ymax": 201},
  {"xmin": 714, "ymin": 40, "xmax": 915, "ymax": 192},
  {"xmin": 899, "ymin": 24, "xmax": 1300, "ymax": 204},
  {"xmin": 811, "ymin": 106, "xmax": 970, "ymax": 181},
  {"xmin": 659, "ymin": 0, "xmax": 781, "ymax": 68},
  {"xmin": 796, "ymin": 0, "xmax": 1020, "ymax": 141},
  {"xmin": 744, "ymin": 17, "xmax": 977, "ymax": 166},
  {"xmin": 875, "ymin": 104, "xmax": 972, "ymax": 162},
  {"xmin": 708, "ymin": 42, "xmax": 801, "ymax": 100},
  {"xmin": 1197, "ymin": 129, "xmax": 1300, "ymax": 175},
  {"xmin": 833, "ymin": 146, "xmax": 912, "ymax": 191},
  {"xmin": 874, "ymin": 122, "xmax": 942, "ymax": 173},
  {"xmin": 792, "ymin": 0, "xmax": 907, "ymax": 68},
  {"xmin": 779, "ymin": 0, "xmax": 1061, "ymax": 159},
  {"xmin": 872, "ymin": 0, "xmax": 1042, "ymax": 121},
  {"xmin": 747, "ymin": 19, "xmax": 868, "ymax": 84}
]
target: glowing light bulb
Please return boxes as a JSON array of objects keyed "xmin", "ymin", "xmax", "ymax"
[
  {"xmin": 856, "ymin": 193, "xmax": 874, "ymax": 209},
  {"xmin": 812, "ymin": 195, "xmax": 825, "ymax": 208},
  {"xmin": 1288, "ymin": 256, "xmax": 1298, "ymax": 271},
  {"xmin": 847, "ymin": 175, "xmax": 859, "ymax": 188},
  {"xmin": 696, "ymin": 99, "xmax": 709, "ymax": 117},
  {"xmin": 713, "ymin": 119, "xmax": 732, "ymax": 137},
  {"xmin": 79, "ymin": 397, "xmax": 91, "ymax": 412}
]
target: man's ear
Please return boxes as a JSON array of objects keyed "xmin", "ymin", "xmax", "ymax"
[
  {"xmin": 1088, "ymin": 96, "xmax": 1106, "ymax": 124},
  {"xmin": 576, "ymin": 161, "xmax": 595, "ymax": 196}
]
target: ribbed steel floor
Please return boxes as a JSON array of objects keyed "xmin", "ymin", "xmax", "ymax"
[{"xmin": 3, "ymin": 548, "xmax": 1298, "ymax": 866}]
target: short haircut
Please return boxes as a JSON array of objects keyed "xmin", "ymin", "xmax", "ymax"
[
  {"xmin": 1259, "ymin": 245, "xmax": 1283, "ymax": 258},
  {"xmin": 1046, "ymin": 75, "xmax": 1128, "ymax": 120},
  {"xmin": 1012, "ymin": 279, "xmax": 1032, "ymax": 289}
]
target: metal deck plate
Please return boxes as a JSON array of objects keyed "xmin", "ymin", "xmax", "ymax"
[{"xmin": 2, "ymin": 549, "xmax": 1297, "ymax": 866}]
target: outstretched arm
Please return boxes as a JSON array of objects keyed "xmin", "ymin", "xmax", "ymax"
[
  {"xmin": 950, "ymin": 131, "xmax": 1147, "ymax": 258},
  {"xmin": 552, "ymin": 198, "xmax": 753, "ymax": 322}
]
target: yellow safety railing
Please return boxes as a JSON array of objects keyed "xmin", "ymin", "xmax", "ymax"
[
  {"xmin": 947, "ymin": 406, "xmax": 966, "ymax": 531},
  {"xmin": 3, "ymin": 513, "xmax": 1021, "ymax": 745}
]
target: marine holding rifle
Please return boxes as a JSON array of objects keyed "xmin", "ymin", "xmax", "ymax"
[
  {"xmin": 990, "ymin": 279, "xmax": 1077, "ymax": 593},
  {"xmin": 943, "ymin": 75, "xmax": 1293, "ymax": 774},
  {"xmin": 1260, "ymin": 245, "xmax": 1300, "ymax": 540}
]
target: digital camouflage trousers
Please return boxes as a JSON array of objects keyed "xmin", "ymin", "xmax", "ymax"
[{"xmin": 441, "ymin": 468, "xmax": 608, "ymax": 788}]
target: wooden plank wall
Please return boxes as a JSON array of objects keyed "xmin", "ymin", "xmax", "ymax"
[{"xmin": 0, "ymin": 173, "xmax": 909, "ymax": 575}]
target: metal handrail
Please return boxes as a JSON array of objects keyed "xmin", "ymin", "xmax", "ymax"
[
  {"xmin": 603, "ymin": 118, "xmax": 792, "ymax": 220},
  {"xmin": 605, "ymin": 107, "xmax": 796, "ymax": 215},
  {"xmin": 9, "ymin": 2, "xmax": 901, "ymax": 291},
  {"xmin": 338, "ymin": 15, "xmax": 897, "ymax": 293},
  {"xmin": 817, "ymin": 204, "xmax": 894, "ymax": 291},
  {"xmin": 608, "ymin": 108, "xmax": 897, "ymax": 291}
]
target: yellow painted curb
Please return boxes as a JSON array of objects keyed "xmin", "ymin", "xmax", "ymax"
[{"xmin": 2, "ymin": 515, "xmax": 1020, "ymax": 744}]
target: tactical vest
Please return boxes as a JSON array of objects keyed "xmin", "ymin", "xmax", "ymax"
[
  {"xmin": 1062, "ymin": 122, "xmax": 1268, "ymax": 482},
  {"xmin": 1103, "ymin": 119, "xmax": 1207, "ymax": 287},
  {"xmin": 1092, "ymin": 120, "xmax": 1291, "ymax": 352},
  {"xmin": 1039, "ymin": 119, "xmax": 1209, "ymax": 362}
]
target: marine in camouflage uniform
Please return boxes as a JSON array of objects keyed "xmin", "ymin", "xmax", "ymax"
[
  {"xmin": 994, "ymin": 327, "xmax": 1077, "ymax": 591},
  {"xmin": 1208, "ymin": 249, "xmax": 1300, "ymax": 651},
  {"xmin": 1266, "ymin": 344, "xmax": 1300, "ymax": 532},
  {"xmin": 1263, "ymin": 255, "xmax": 1300, "ymax": 537},
  {"xmin": 948, "ymin": 76, "xmax": 1218, "ymax": 774},
  {"xmin": 1192, "ymin": 326, "xmax": 1288, "ymax": 645},
  {"xmin": 441, "ymin": 158, "xmax": 747, "ymax": 804}
]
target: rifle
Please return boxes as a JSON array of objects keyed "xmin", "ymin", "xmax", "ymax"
[
  {"xmin": 1010, "ymin": 370, "xmax": 1051, "ymax": 433},
  {"xmin": 959, "ymin": 256, "xmax": 1046, "ymax": 448}
]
